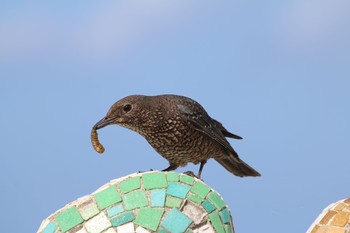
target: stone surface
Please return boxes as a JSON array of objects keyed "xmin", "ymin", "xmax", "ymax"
[{"xmin": 38, "ymin": 171, "xmax": 234, "ymax": 233}]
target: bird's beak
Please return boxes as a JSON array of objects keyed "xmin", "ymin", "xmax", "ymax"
[{"xmin": 93, "ymin": 116, "xmax": 117, "ymax": 130}]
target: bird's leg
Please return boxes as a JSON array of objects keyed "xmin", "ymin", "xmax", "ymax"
[
  {"xmin": 197, "ymin": 160, "xmax": 207, "ymax": 178},
  {"xmin": 162, "ymin": 163, "xmax": 179, "ymax": 172}
]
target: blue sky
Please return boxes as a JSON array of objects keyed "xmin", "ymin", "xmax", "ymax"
[{"xmin": 1, "ymin": 1, "xmax": 349, "ymax": 232}]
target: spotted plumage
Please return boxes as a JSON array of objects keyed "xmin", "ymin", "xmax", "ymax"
[{"xmin": 93, "ymin": 94, "xmax": 260, "ymax": 178}]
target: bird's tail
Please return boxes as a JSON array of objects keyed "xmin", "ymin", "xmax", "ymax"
[{"xmin": 215, "ymin": 156, "xmax": 261, "ymax": 177}]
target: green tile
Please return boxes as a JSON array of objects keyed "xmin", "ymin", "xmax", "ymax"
[
  {"xmin": 78, "ymin": 201, "xmax": 99, "ymax": 220},
  {"xmin": 167, "ymin": 183, "xmax": 190, "ymax": 199},
  {"xmin": 123, "ymin": 190, "xmax": 148, "ymax": 210},
  {"xmin": 225, "ymin": 224, "xmax": 234, "ymax": 233},
  {"xmin": 209, "ymin": 212, "xmax": 225, "ymax": 233},
  {"xmin": 188, "ymin": 193, "xmax": 202, "ymax": 204},
  {"xmin": 93, "ymin": 186, "xmax": 122, "ymax": 210},
  {"xmin": 180, "ymin": 175, "xmax": 194, "ymax": 185},
  {"xmin": 42, "ymin": 222, "xmax": 57, "ymax": 233},
  {"xmin": 135, "ymin": 207, "xmax": 164, "ymax": 231},
  {"xmin": 201, "ymin": 199, "xmax": 216, "ymax": 213},
  {"xmin": 151, "ymin": 189, "xmax": 166, "ymax": 207},
  {"xmin": 143, "ymin": 172, "xmax": 167, "ymax": 189},
  {"xmin": 219, "ymin": 208, "xmax": 231, "ymax": 224},
  {"xmin": 190, "ymin": 181, "xmax": 210, "ymax": 199},
  {"xmin": 111, "ymin": 212, "xmax": 135, "ymax": 226},
  {"xmin": 118, "ymin": 176, "xmax": 141, "ymax": 193},
  {"xmin": 165, "ymin": 196, "xmax": 182, "ymax": 208},
  {"xmin": 166, "ymin": 172, "xmax": 179, "ymax": 182},
  {"xmin": 107, "ymin": 204, "xmax": 124, "ymax": 217},
  {"xmin": 207, "ymin": 192, "xmax": 226, "ymax": 210},
  {"xmin": 161, "ymin": 208, "xmax": 192, "ymax": 233},
  {"xmin": 54, "ymin": 206, "xmax": 83, "ymax": 232}
]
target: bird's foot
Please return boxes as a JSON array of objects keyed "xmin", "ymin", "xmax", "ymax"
[{"xmin": 183, "ymin": 170, "xmax": 197, "ymax": 178}]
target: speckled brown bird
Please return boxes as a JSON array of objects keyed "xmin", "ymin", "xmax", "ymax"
[{"xmin": 93, "ymin": 94, "xmax": 260, "ymax": 178}]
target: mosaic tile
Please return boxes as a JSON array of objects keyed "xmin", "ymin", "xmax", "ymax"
[
  {"xmin": 42, "ymin": 222, "xmax": 57, "ymax": 233},
  {"xmin": 102, "ymin": 228, "xmax": 117, "ymax": 233},
  {"xmin": 84, "ymin": 212, "xmax": 111, "ymax": 233},
  {"xmin": 188, "ymin": 193, "xmax": 202, "ymax": 204},
  {"xmin": 78, "ymin": 200, "xmax": 99, "ymax": 220},
  {"xmin": 158, "ymin": 228, "xmax": 169, "ymax": 233},
  {"xmin": 111, "ymin": 211, "xmax": 135, "ymax": 226},
  {"xmin": 182, "ymin": 201, "xmax": 206, "ymax": 224},
  {"xmin": 55, "ymin": 206, "xmax": 83, "ymax": 232},
  {"xmin": 209, "ymin": 212, "xmax": 225, "ymax": 233},
  {"xmin": 167, "ymin": 183, "xmax": 191, "ymax": 199},
  {"xmin": 219, "ymin": 208, "xmax": 231, "ymax": 224},
  {"xmin": 135, "ymin": 207, "xmax": 164, "ymax": 231},
  {"xmin": 201, "ymin": 199, "xmax": 216, "ymax": 213},
  {"xmin": 190, "ymin": 182, "xmax": 210, "ymax": 199},
  {"xmin": 123, "ymin": 190, "xmax": 148, "ymax": 210},
  {"xmin": 93, "ymin": 186, "xmax": 122, "ymax": 210},
  {"xmin": 161, "ymin": 208, "xmax": 192, "ymax": 233},
  {"xmin": 207, "ymin": 192, "xmax": 226, "ymax": 210},
  {"xmin": 135, "ymin": 226, "xmax": 151, "ymax": 233},
  {"xmin": 76, "ymin": 227, "xmax": 88, "ymax": 233},
  {"xmin": 191, "ymin": 224, "xmax": 215, "ymax": 233},
  {"xmin": 118, "ymin": 176, "xmax": 141, "ymax": 194},
  {"xmin": 143, "ymin": 173, "xmax": 167, "ymax": 189},
  {"xmin": 166, "ymin": 196, "xmax": 183, "ymax": 208},
  {"xmin": 151, "ymin": 189, "xmax": 166, "ymax": 207},
  {"xmin": 167, "ymin": 172, "xmax": 179, "ymax": 182},
  {"xmin": 224, "ymin": 224, "xmax": 233, "ymax": 233},
  {"xmin": 117, "ymin": 222, "xmax": 134, "ymax": 233},
  {"xmin": 107, "ymin": 204, "xmax": 124, "ymax": 217},
  {"xmin": 180, "ymin": 175, "xmax": 194, "ymax": 185}
]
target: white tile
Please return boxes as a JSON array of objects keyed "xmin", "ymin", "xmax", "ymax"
[
  {"xmin": 135, "ymin": 226, "xmax": 151, "ymax": 233},
  {"xmin": 84, "ymin": 212, "xmax": 112, "ymax": 233},
  {"xmin": 117, "ymin": 222, "xmax": 135, "ymax": 233}
]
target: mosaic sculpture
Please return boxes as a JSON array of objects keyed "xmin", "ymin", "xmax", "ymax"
[{"xmin": 38, "ymin": 171, "xmax": 234, "ymax": 233}]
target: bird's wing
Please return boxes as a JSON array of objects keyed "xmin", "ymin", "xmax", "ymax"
[
  {"xmin": 212, "ymin": 119, "xmax": 242, "ymax": 139},
  {"xmin": 177, "ymin": 104, "xmax": 239, "ymax": 160}
]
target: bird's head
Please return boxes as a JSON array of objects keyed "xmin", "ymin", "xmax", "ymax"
[{"xmin": 93, "ymin": 95, "xmax": 149, "ymax": 132}]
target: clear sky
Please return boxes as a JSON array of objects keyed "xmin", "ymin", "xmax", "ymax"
[{"xmin": 1, "ymin": 1, "xmax": 349, "ymax": 232}]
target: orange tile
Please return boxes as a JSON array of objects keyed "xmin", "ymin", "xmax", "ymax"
[
  {"xmin": 331, "ymin": 212, "xmax": 350, "ymax": 227},
  {"xmin": 320, "ymin": 211, "xmax": 337, "ymax": 224}
]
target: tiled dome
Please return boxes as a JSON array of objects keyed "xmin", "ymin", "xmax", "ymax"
[{"xmin": 37, "ymin": 171, "xmax": 234, "ymax": 233}]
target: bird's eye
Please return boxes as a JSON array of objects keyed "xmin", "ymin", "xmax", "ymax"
[{"xmin": 123, "ymin": 104, "xmax": 132, "ymax": 113}]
